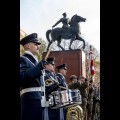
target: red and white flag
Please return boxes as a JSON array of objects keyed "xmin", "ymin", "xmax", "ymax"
[
  {"xmin": 89, "ymin": 46, "xmax": 95, "ymax": 76},
  {"xmin": 91, "ymin": 57, "xmax": 95, "ymax": 76}
]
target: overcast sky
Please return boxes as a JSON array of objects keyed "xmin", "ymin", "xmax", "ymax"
[{"xmin": 20, "ymin": 0, "xmax": 100, "ymax": 51}]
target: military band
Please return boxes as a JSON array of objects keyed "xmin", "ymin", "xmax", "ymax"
[{"xmin": 20, "ymin": 33, "xmax": 100, "ymax": 120}]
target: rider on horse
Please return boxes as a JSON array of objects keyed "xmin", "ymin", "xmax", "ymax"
[{"xmin": 52, "ymin": 12, "xmax": 70, "ymax": 32}]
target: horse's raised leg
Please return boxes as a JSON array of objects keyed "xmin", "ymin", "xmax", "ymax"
[
  {"xmin": 77, "ymin": 36, "xmax": 85, "ymax": 49},
  {"xmin": 69, "ymin": 36, "xmax": 75, "ymax": 50},
  {"xmin": 57, "ymin": 39, "xmax": 65, "ymax": 51},
  {"xmin": 46, "ymin": 41, "xmax": 53, "ymax": 51}
]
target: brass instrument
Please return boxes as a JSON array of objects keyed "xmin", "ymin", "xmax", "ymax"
[
  {"xmin": 45, "ymin": 78, "xmax": 56, "ymax": 86},
  {"xmin": 66, "ymin": 105, "xmax": 84, "ymax": 120},
  {"xmin": 45, "ymin": 76, "xmax": 59, "ymax": 87}
]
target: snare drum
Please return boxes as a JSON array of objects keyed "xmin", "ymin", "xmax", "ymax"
[
  {"xmin": 48, "ymin": 90, "xmax": 71, "ymax": 109},
  {"xmin": 69, "ymin": 89, "xmax": 82, "ymax": 105}
]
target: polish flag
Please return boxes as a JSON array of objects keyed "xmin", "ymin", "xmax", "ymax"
[{"xmin": 91, "ymin": 57, "xmax": 95, "ymax": 76}]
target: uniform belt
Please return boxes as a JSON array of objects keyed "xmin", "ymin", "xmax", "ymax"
[{"xmin": 20, "ymin": 87, "xmax": 43, "ymax": 96}]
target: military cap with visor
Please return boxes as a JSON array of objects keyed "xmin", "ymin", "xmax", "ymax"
[
  {"xmin": 46, "ymin": 57, "xmax": 55, "ymax": 65},
  {"xmin": 56, "ymin": 64, "xmax": 67, "ymax": 70},
  {"xmin": 20, "ymin": 33, "xmax": 41, "ymax": 46}
]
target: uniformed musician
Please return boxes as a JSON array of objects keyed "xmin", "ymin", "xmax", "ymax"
[
  {"xmin": 43, "ymin": 57, "xmax": 60, "ymax": 120},
  {"xmin": 20, "ymin": 33, "xmax": 47, "ymax": 120},
  {"xmin": 56, "ymin": 64, "xmax": 68, "ymax": 88},
  {"xmin": 56, "ymin": 64, "xmax": 68, "ymax": 120}
]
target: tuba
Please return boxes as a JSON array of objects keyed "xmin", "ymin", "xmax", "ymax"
[{"xmin": 66, "ymin": 105, "xmax": 84, "ymax": 120}]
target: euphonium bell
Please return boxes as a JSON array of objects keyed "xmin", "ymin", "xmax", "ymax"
[{"xmin": 66, "ymin": 105, "xmax": 84, "ymax": 120}]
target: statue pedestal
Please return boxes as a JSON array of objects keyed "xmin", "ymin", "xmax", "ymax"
[{"xmin": 42, "ymin": 49, "xmax": 86, "ymax": 83}]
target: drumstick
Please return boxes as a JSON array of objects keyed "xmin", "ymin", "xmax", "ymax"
[
  {"xmin": 59, "ymin": 86, "xmax": 68, "ymax": 90},
  {"xmin": 44, "ymin": 47, "xmax": 51, "ymax": 61}
]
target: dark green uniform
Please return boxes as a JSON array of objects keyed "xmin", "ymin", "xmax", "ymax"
[
  {"xmin": 78, "ymin": 81, "xmax": 89, "ymax": 120},
  {"xmin": 92, "ymin": 86, "xmax": 100, "ymax": 120},
  {"xmin": 68, "ymin": 80, "xmax": 89, "ymax": 120},
  {"xmin": 87, "ymin": 85, "xmax": 94, "ymax": 120},
  {"xmin": 68, "ymin": 82, "xmax": 79, "ymax": 89}
]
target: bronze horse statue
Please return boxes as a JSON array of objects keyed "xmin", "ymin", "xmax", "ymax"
[{"xmin": 46, "ymin": 14, "xmax": 86, "ymax": 51}]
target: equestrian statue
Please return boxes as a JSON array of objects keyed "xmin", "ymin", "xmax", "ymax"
[{"xmin": 46, "ymin": 13, "xmax": 86, "ymax": 51}]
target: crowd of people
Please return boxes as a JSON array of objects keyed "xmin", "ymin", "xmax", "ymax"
[{"xmin": 20, "ymin": 32, "xmax": 100, "ymax": 120}]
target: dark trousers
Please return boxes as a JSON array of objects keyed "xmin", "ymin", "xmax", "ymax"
[
  {"xmin": 21, "ymin": 99, "xmax": 43, "ymax": 120},
  {"xmin": 48, "ymin": 107, "xmax": 60, "ymax": 120},
  {"xmin": 64, "ymin": 108, "xmax": 67, "ymax": 120}
]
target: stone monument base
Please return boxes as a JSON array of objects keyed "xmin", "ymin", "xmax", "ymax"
[{"xmin": 42, "ymin": 49, "xmax": 86, "ymax": 83}]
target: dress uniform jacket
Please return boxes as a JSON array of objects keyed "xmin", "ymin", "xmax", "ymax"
[
  {"xmin": 56, "ymin": 73, "xmax": 68, "ymax": 120},
  {"xmin": 43, "ymin": 70, "xmax": 60, "ymax": 120},
  {"xmin": 44, "ymin": 70, "xmax": 59, "ymax": 97},
  {"xmin": 20, "ymin": 52, "xmax": 45, "ymax": 120},
  {"xmin": 56, "ymin": 73, "xmax": 67, "ymax": 88}
]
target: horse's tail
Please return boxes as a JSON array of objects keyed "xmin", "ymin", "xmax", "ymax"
[{"xmin": 46, "ymin": 29, "xmax": 52, "ymax": 42}]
